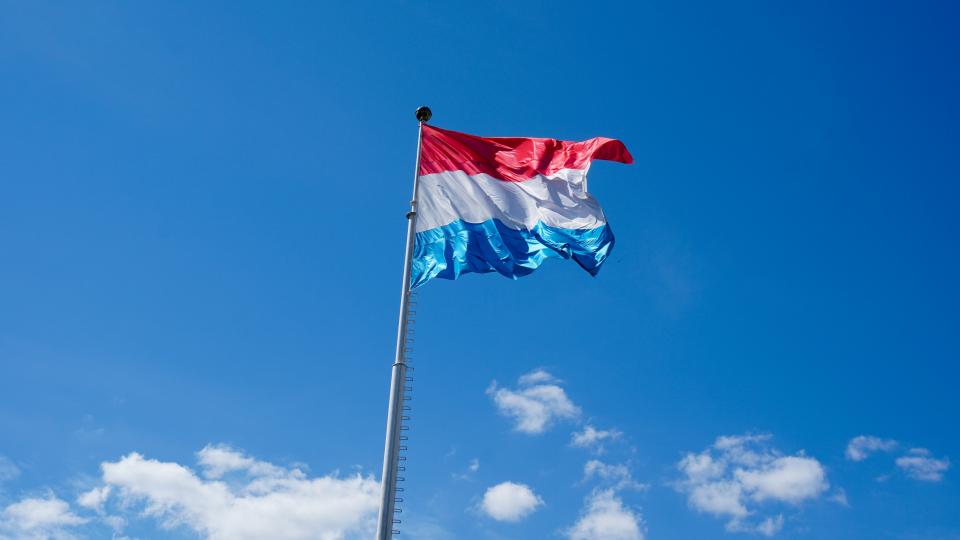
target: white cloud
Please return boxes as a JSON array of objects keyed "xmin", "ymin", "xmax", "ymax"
[
  {"xmin": 828, "ymin": 488, "xmax": 849, "ymax": 507},
  {"xmin": 846, "ymin": 438, "xmax": 950, "ymax": 483},
  {"xmin": 77, "ymin": 486, "xmax": 128, "ymax": 536},
  {"xmin": 90, "ymin": 445, "xmax": 379, "ymax": 540},
  {"xmin": 479, "ymin": 482, "xmax": 543, "ymax": 522},
  {"xmin": 713, "ymin": 434, "xmax": 771, "ymax": 467},
  {"xmin": 845, "ymin": 436, "xmax": 897, "ymax": 462},
  {"xmin": 566, "ymin": 489, "xmax": 644, "ymax": 540},
  {"xmin": 487, "ymin": 371, "xmax": 580, "ymax": 434},
  {"xmin": 195, "ymin": 444, "xmax": 288, "ymax": 480},
  {"xmin": 0, "ymin": 495, "xmax": 87, "ymax": 540},
  {"xmin": 736, "ymin": 456, "xmax": 828, "ymax": 504},
  {"xmin": 0, "ymin": 457, "xmax": 19, "ymax": 484},
  {"xmin": 583, "ymin": 461, "xmax": 647, "ymax": 492},
  {"xmin": 196, "ymin": 444, "xmax": 258, "ymax": 478},
  {"xmin": 453, "ymin": 459, "xmax": 480, "ymax": 481},
  {"xmin": 687, "ymin": 480, "xmax": 747, "ymax": 519},
  {"xmin": 518, "ymin": 369, "xmax": 559, "ymax": 386},
  {"xmin": 675, "ymin": 434, "xmax": 828, "ymax": 536},
  {"xmin": 76, "ymin": 486, "xmax": 111, "ymax": 514},
  {"xmin": 2, "ymin": 445, "xmax": 380, "ymax": 540},
  {"xmin": 572, "ymin": 426, "xmax": 623, "ymax": 454},
  {"xmin": 728, "ymin": 514, "xmax": 783, "ymax": 537},
  {"xmin": 714, "ymin": 434, "xmax": 770, "ymax": 450},
  {"xmin": 676, "ymin": 451, "xmax": 724, "ymax": 484},
  {"xmin": 896, "ymin": 448, "xmax": 950, "ymax": 482}
]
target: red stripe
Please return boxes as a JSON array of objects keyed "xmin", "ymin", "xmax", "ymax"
[{"xmin": 419, "ymin": 124, "xmax": 633, "ymax": 182}]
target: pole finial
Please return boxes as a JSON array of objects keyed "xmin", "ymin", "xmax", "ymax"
[{"xmin": 415, "ymin": 106, "xmax": 432, "ymax": 123}]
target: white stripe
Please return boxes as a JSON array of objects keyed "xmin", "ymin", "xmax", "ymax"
[{"xmin": 416, "ymin": 168, "xmax": 607, "ymax": 233}]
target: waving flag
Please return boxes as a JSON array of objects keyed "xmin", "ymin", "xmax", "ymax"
[{"xmin": 411, "ymin": 125, "xmax": 633, "ymax": 288}]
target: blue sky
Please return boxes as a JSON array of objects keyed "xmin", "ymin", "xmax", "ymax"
[{"xmin": 1, "ymin": 1, "xmax": 958, "ymax": 539}]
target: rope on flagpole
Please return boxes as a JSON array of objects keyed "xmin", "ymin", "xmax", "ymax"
[{"xmin": 375, "ymin": 106, "xmax": 432, "ymax": 540}]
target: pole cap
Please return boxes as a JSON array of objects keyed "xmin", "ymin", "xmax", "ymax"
[{"xmin": 415, "ymin": 106, "xmax": 432, "ymax": 123}]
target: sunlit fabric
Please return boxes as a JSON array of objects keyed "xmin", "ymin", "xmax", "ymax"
[{"xmin": 411, "ymin": 125, "xmax": 632, "ymax": 288}]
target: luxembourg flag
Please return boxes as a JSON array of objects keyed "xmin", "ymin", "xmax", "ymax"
[{"xmin": 411, "ymin": 125, "xmax": 633, "ymax": 288}]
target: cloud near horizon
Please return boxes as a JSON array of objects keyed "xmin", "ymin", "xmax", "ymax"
[
  {"xmin": 95, "ymin": 445, "xmax": 379, "ymax": 540},
  {"xmin": 0, "ymin": 494, "xmax": 87, "ymax": 540},
  {"xmin": 0, "ymin": 445, "xmax": 380, "ymax": 540},
  {"xmin": 7, "ymin": 444, "xmax": 379, "ymax": 540}
]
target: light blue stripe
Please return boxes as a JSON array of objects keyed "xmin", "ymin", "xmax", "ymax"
[{"xmin": 411, "ymin": 219, "xmax": 615, "ymax": 289}]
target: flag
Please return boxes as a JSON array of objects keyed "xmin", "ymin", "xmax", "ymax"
[{"xmin": 410, "ymin": 125, "xmax": 632, "ymax": 288}]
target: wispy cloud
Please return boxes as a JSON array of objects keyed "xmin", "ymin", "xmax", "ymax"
[
  {"xmin": 845, "ymin": 435, "xmax": 897, "ymax": 462},
  {"xmin": 896, "ymin": 448, "xmax": 950, "ymax": 482},
  {"xmin": 828, "ymin": 488, "xmax": 849, "ymax": 507},
  {"xmin": 398, "ymin": 515, "xmax": 455, "ymax": 540},
  {"xmin": 846, "ymin": 437, "xmax": 951, "ymax": 483},
  {"xmin": 728, "ymin": 514, "xmax": 783, "ymax": 537},
  {"xmin": 517, "ymin": 368, "xmax": 559, "ymax": 386},
  {"xmin": 0, "ymin": 456, "xmax": 19, "ymax": 484},
  {"xmin": 451, "ymin": 459, "xmax": 480, "ymax": 481},
  {"xmin": 582, "ymin": 461, "xmax": 647, "ymax": 492},
  {"xmin": 479, "ymin": 482, "xmax": 543, "ymax": 522},
  {"xmin": 571, "ymin": 425, "xmax": 623, "ymax": 454},
  {"xmin": 675, "ymin": 434, "xmax": 828, "ymax": 536},
  {"xmin": 487, "ymin": 370, "xmax": 580, "ymax": 434}
]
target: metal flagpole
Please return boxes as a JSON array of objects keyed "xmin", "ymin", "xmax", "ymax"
[{"xmin": 375, "ymin": 105, "xmax": 432, "ymax": 540}]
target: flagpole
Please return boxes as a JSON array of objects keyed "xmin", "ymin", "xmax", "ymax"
[{"xmin": 375, "ymin": 105, "xmax": 432, "ymax": 540}]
